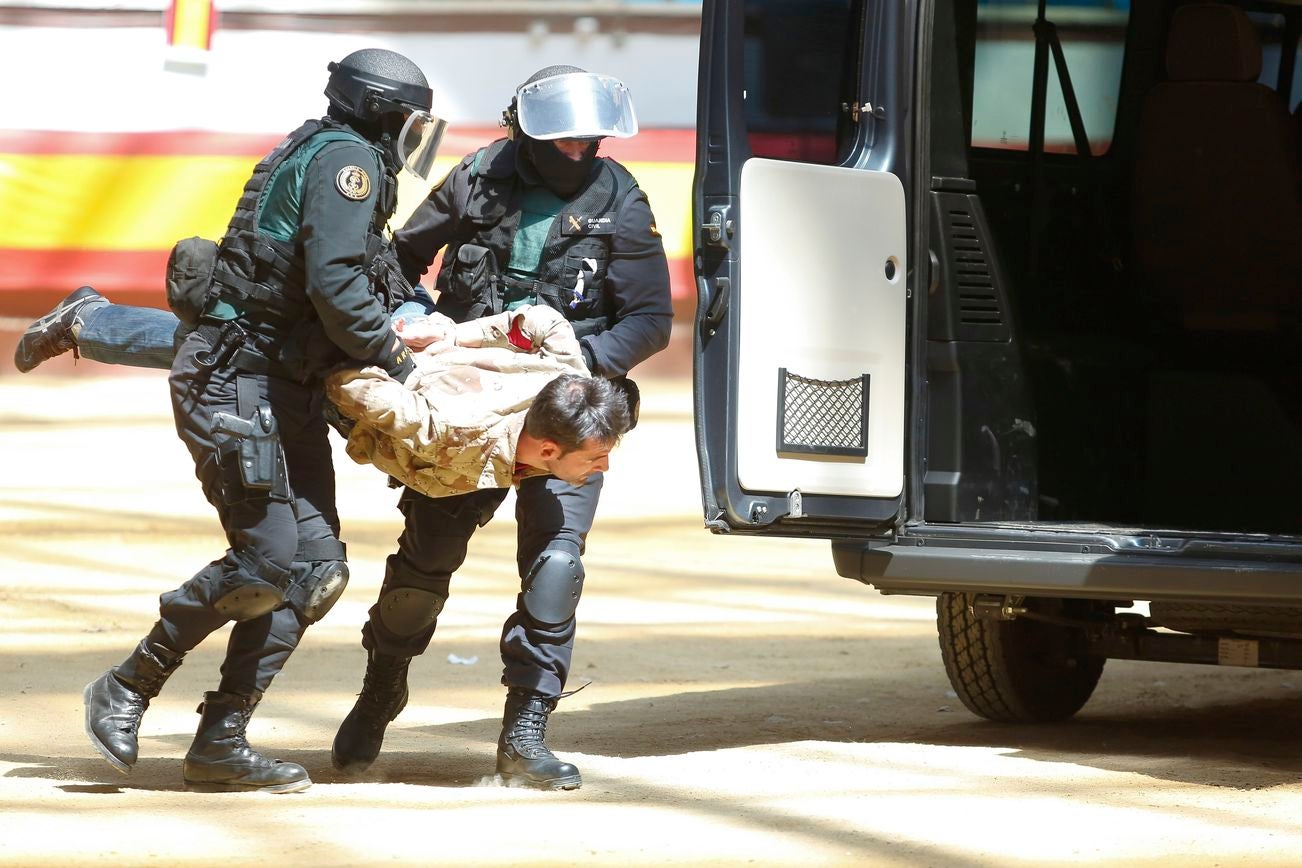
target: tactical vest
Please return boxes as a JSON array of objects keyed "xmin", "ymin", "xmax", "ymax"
[
  {"xmin": 433, "ymin": 139, "xmax": 640, "ymax": 339},
  {"xmin": 206, "ymin": 118, "xmax": 399, "ymax": 379}
]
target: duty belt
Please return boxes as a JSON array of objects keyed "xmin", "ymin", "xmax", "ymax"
[{"xmin": 194, "ymin": 321, "xmax": 293, "ymax": 379}]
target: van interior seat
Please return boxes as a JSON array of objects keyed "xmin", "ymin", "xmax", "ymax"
[{"xmin": 1131, "ymin": 2, "xmax": 1301, "ymax": 333}]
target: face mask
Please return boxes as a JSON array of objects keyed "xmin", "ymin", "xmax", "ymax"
[{"xmin": 523, "ymin": 138, "xmax": 598, "ymax": 197}]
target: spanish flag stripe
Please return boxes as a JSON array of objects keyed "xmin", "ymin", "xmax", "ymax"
[
  {"xmin": 0, "ymin": 127, "xmax": 696, "ymax": 163},
  {"xmin": 167, "ymin": 0, "xmax": 214, "ymax": 51},
  {"xmin": 0, "ymin": 126, "xmax": 698, "ymax": 301}
]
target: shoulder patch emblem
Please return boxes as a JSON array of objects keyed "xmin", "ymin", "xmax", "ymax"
[{"xmin": 335, "ymin": 165, "xmax": 372, "ymax": 201}]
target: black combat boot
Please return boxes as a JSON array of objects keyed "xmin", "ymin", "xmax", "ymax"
[
  {"xmin": 13, "ymin": 286, "xmax": 105, "ymax": 373},
  {"xmin": 83, "ymin": 639, "xmax": 184, "ymax": 774},
  {"xmin": 182, "ymin": 691, "xmax": 311, "ymax": 793},
  {"xmin": 496, "ymin": 687, "xmax": 582, "ymax": 790},
  {"xmin": 331, "ymin": 651, "xmax": 411, "ymax": 774}
]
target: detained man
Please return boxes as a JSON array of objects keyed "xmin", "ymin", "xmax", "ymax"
[{"xmin": 327, "ymin": 303, "xmax": 630, "ymax": 499}]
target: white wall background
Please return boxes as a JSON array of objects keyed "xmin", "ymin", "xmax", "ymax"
[{"xmin": 0, "ymin": 22, "xmax": 700, "ymax": 132}]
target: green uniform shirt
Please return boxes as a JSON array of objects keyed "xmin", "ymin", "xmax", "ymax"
[
  {"xmin": 502, "ymin": 186, "xmax": 568, "ymax": 311},
  {"xmin": 206, "ymin": 130, "xmax": 376, "ymax": 322}
]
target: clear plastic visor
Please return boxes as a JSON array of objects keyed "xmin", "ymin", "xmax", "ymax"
[
  {"xmin": 516, "ymin": 73, "xmax": 639, "ymax": 141},
  {"xmin": 398, "ymin": 110, "xmax": 447, "ymax": 180}
]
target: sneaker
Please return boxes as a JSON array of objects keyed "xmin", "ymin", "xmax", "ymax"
[{"xmin": 13, "ymin": 286, "xmax": 105, "ymax": 373}]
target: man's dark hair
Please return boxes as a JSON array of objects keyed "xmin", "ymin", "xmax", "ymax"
[{"xmin": 524, "ymin": 374, "xmax": 631, "ymax": 453}]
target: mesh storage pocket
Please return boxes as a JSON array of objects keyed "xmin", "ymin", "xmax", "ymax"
[{"xmin": 776, "ymin": 368, "xmax": 869, "ymax": 458}]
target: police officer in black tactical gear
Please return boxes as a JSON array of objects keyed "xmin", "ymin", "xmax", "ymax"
[
  {"xmin": 82, "ymin": 47, "xmax": 445, "ymax": 793},
  {"xmin": 331, "ymin": 66, "xmax": 672, "ymax": 790}
]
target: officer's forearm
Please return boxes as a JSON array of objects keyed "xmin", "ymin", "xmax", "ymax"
[
  {"xmin": 394, "ymin": 164, "xmax": 468, "ymax": 285},
  {"xmin": 307, "ymin": 269, "xmax": 402, "ymax": 370},
  {"xmin": 581, "ymin": 311, "xmax": 672, "ymax": 379}
]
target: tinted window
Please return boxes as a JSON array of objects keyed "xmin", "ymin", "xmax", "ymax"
[
  {"xmin": 1251, "ymin": 11, "xmax": 1302, "ymax": 112},
  {"xmin": 970, "ymin": 0, "xmax": 1129, "ymax": 154},
  {"xmin": 742, "ymin": 0, "xmax": 862, "ymax": 164}
]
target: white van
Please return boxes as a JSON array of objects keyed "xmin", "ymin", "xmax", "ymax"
[{"xmin": 692, "ymin": 0, "xmax": 1302, "ymax": 721}]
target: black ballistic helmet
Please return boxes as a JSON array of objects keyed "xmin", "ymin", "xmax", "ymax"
[{"xmin": 325, "ymin": 48, "xmax": 434, "ymax": 122}]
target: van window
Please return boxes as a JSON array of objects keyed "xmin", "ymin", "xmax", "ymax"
[
  {"xmin": 741, "ymin": 0, "xmax": 863, "ymax": 164},
  {"xmin": 1252, "ymin": 11, "xmax": 1302, "ymax": 111},
  {"xmin": 970, "ymin": 0, "xmax": 1129, "ymax": 154}
]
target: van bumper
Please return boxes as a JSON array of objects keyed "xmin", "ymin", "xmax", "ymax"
[{"xmin": 833, "ymin": 540, "xmax": 1302, "ymax": 604}]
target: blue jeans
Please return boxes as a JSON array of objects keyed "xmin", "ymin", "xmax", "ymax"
[
  {"xmin": 76, "ymin": 304, "xmax": 179, "ymax": 369},
  {"xmin": 75, "ymin": 300, "xmax": 431, "ymax": 370}
]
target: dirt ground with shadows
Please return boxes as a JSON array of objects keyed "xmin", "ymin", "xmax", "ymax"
[{"xmin": 1, "ymin": 365, "xmax": 1301, "ymax": 866}]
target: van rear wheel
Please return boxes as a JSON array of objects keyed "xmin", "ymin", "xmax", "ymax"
[{"xmin": 937, "ymin": 593, "xmax": 1106, "ymax": 723}]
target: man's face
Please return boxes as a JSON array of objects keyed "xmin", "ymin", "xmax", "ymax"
[
  {"xmin": 543, "ymin": 437, "xmax": 613, "ymax": 486},
  {"xmin": 553, "ymin": 137, "xmax": 598, "ymax": 161}
]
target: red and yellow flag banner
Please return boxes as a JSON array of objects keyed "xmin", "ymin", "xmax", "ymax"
[
  {"xmin": 0, "ymin": 127, "xmax": 696, "ymax": 310},
  {"xmin": 165, "ymin": 0, "xmax": 216, "ymax": 52}
]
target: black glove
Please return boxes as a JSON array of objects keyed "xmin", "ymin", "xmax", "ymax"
[
  {"xmin": 614, "ymin": 376, "xmax": 640, "ymax": 430},
  {"xmin": 384, "ymin": 341, "xmax": 415, "ymax": 383},
  {"xmin": 580, "ymin": 342, "xmax": 599, "ymax": 376}
]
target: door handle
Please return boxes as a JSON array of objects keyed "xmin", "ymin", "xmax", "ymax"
[{"xmin": 700, "ymin": 276, "xmax": 730, "ymax": 333}]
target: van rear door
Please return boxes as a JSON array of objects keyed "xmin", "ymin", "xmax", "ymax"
[{"xmin": 692, "ymin": 0, "xmax": 913, "ymax": 536}]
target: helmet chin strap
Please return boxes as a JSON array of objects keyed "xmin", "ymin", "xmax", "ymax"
[{"xmin": 379, "ymin": 132, "xmax": 402, "ymax": 171}]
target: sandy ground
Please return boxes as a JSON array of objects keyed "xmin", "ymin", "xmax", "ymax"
[{"xmin": 2, "ymin": 365, "xmax": 1301, "ymax": 867}]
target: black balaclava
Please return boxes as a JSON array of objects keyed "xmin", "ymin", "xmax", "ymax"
[
  {"xmin": 522, "ymin": 138, "xmax": 598, "ymax": 198},
  {"xmin": 513, "ymin": 64, "xmax": 600, "ymax": 198},
  {"xmin": 327, "ymin": 104, "xmax": 406, "ymax": 173}
]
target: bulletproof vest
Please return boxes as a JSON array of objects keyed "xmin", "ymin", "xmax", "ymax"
[
  {"xmin": 208, "ymin": 118, "xmax": 399, "ymax": 378},
  {"xmin": 433, "ymin": 138, "xmax": 640, "ymax": 339}
]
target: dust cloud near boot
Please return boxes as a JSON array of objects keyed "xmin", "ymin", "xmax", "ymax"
[
  {"xmin": 495, "ymin": 687, "xmax": 582, "ymax": 791},
  {"xmin": 331, "ymin": 651, "xmax": 411, "ymax": 775},
  {"xmin": 83, "ymin": 638, "xmax": 183, "ymax": 774},
  {"xmin": 182, "ymin": 691, "xmax": 311, "ymax": 793}
]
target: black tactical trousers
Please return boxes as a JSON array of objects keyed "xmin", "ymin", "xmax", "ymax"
[
  {"xmin": 362, "ymin": 473, "xmax": 604, "ymax": 698},
  {"xmin": 150, "ymin": 330, "xmax": 342, "ymax": 695}
]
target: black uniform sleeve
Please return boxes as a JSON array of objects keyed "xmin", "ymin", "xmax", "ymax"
[
  {"xmin": 300, "ymin": 140, "xmax": 411, "ymax": 378},
  {"xmin": 393, "ymin": 155, "xmax": 476, "ymax": 287},
  {"xmin": 581, "ymin": 189, "xmax": 673, "ymax": 378}
]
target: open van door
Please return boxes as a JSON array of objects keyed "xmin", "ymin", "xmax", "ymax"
[{"xmin": 692, "ymin": 0, "xmax": 912, "ymax": 536}]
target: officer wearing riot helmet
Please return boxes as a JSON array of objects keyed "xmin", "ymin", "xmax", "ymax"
[
  {"xmin": 82, "ymin": 48, "xmax": 445, "ymax": 793},
  {"xmin": 332, "ymin": 66, "xmax": 672, "ymax": 790}
]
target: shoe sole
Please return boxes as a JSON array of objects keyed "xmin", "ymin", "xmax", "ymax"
[
  {"xmin": 184, "ymin": 777, "xmax": 313, "ymax": 794},
  {"xmin": 330, "ymin": 755, "xmax": 376, "ymax": 775},
  {"xmin": 497, "ymin": 772, "xmax": 583, "ymax": 791},
  {"xmin": 82, "ymin": 680, "xmax": 131, "ymax": 776}
]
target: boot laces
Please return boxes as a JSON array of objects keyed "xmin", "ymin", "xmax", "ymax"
[
  {"xmin": 232, "ymin": 706, "xmax": 254, "ymax": 751},
  {"xmin": 107, "ymin": 674, "xmax": 151, "ymax": 734},
  {"xmin": 116, "ymin": 694, "xmax": 147, "ymax": 735},
  {"xmin": 508, "ymin": 699, "xmax": 553, "ymax": 754},
  {"xmin": 356, "ymin": 659, "xmax": 407, "ymax": 725}
]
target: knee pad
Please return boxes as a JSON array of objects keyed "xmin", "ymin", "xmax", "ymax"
[
  {"xmin": 281, "ymin": 539, "xmax": 349, "ymax": 623},
  {"xmin": 212, "ymin": 545, "xmax": 291, "ymax": 622},
  {"xmin": 374, "ymin": 556, "xmax": 449, "ymax": 638},
  {"xmin": 521, "ymin": 545, "xmax": 585, "ymax": 627},
  {"xmin": 284, "ymin": 560, "xmax": 350, "ymax": 623},
  {"xmin": 377, "ymin": 587, "xmax": 446, "ymax": 637}
]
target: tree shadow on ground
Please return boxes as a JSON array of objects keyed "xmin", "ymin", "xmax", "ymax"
[
  {"xmin": 394, "ymin": 676, "xmax": 1302, "ymax": 791},
  {"xmin": 6, "ymin": 643, "xmax": 1299, "ymax": 793},
  {"xmin": 2, "ymin": 749, "xmax": 492, "ymax": 791}
]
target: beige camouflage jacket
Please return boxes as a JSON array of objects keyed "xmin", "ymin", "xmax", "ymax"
[{"xmin": 324, "ymin": 305, "xmax": 589, "ymax": 499}]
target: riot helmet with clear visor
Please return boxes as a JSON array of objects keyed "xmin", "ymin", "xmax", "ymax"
[
  {"xmin": 515, "ymin": 73, "xmax": 639, "ymax": 141},
  {"xmin": 324, "ymin": 48, "xmax": 447, "ymax": 179}
]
